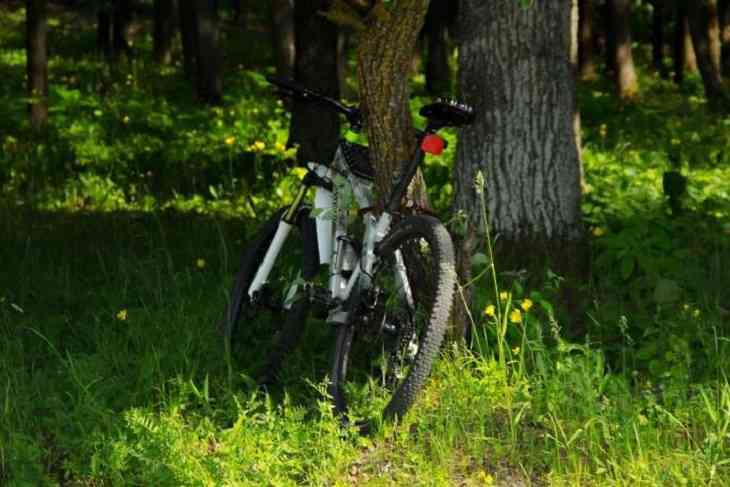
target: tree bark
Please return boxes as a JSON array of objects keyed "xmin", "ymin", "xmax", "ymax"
[
  {"xmin": 578, "ymin": 0, "xmax": 597, "ymax": 80},
  {"xmin": 153, "ymin": 0, "xmax": 177, "ymax": 65},
  {"xmin": 609, "ymin": 0, "xmax": 638, "ymax": 99},
  {"xmin": 289, "ymin": 0, "xmax": 341, "ymax": 165},
  {"xmin": 456, "ymin": 0, "xmax": 586, "ymax": 335},
  {"xmin": 193, "ymin": 0, "xmax": 223, "ymax": 104},
  {"xmin": 674, "ymin": 3, "xmax": 698, "ymax": 83},
  {"xmin": 356, "ymin": 0, "xmax": 430, "ymax": 205},
  {"xmin": 26, "ymin": 0, "xmax": 48, "ymax": 131},
  {"xmin": 424, "ymin": 0, "xmax": 452, "ymax": 94},
  {"xmin": 603, "ymin": 0, "xmax": 616, "ymax": 74},
  {"xmin": 178, "ymin": 0, "xmax": 197, "ymax": 79},
  {"xmin": 688, "ymin": 0, "xmax": 725, "ymax": 104},
  {"xmin": 271, "ymin": 0, "xmax": 295, "ymax": 79}
]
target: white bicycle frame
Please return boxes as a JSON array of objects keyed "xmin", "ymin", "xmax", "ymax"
[{"xmin": 246, "ymin": 144, "xmax": 413, "ymax": 325}]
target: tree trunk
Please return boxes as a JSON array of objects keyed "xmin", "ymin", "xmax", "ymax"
[
  {"xmin": 178, "ymin": 0, "xmax": 197, "ymax": 79},
  {"xmin": 153, "ymin": 0, "xmax": 177, "ymax": 65},
  {"xmin": 271, "ymin": 0, "xmax": 295, "ymax": 79},
  {"xmin": 651, "ymin": 0, "xmax": 669, "ymax": 77},
  {"xmin": 688, "ymin": 0, "xmax": 725, "ymax": 104},
  {"xmin": 193, "ymin": 0, "xmax": 223, "ymax": 104},
  {"xmin": 674, "ymin": 4, "xmax": 698, "ymax": 83},
  {"xmin": 26, "ymin": 0, "xmax": 48, "ymax": 131},
  {"xmin": 721, "ymin": 0, "xmax": 730, "ymax": 76},
  {"xmin": 112, "ymin": 0, "xmax": 132, "ymax": 61},
  {"xmin": 424, "ymin": 0, "xmax": 451, "ymax": 94},
  {"xmin": 578, "ymin": 0, "xmax": 596, "ymax": 80},
  {"xmin": 289, "ymin": 0, "xmax": 341, "ymax": 165},
  {"xmin": 603, "ymin": 0, "xmax": 616, "ymax": 74},
  {"xmin": 96, "ymin": 9, "xmax": 113, "ymax": 58},
  {"xmin": 456, "ymin": 0, "xmax": 586, "ymax": 335},
  {"xmin": 609, "ymin": 0, "xmax": 638, "ymax": 99},
  {"xmin": 356, "ymin": 0, "xmax": 430, "ymax": 205}
]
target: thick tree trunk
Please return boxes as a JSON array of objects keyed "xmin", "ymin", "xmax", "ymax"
[
  {"xmin": 674, "ymin": 4, "xmax": 698, "ymax": 83},
  {"xmin": 271, "ymin": 0, "xmax": 295, "ymax": 79},
  {"xmin": 456, "ymin": 0, "xmax": 586, "ymax": 335},
  {"xmin": 609, "ymin": 0, "xmax": 638, "ymax": 99},
  {"xmin": 424, "ymin": 0, "xmax": 451, "ymax": 94},
  {"xmin": 721, "ymin": 0, "xmax": 730, "ymax": 76},
  {"xmin": 578, "ymin": 0, "xmax": 596, "ymax": 80},
  {"xmin": 193, "ymin": 0, "xmax": 223, "ymax": 104},
  {"xmin": 651, "ymin": 0, "xmax": 669, "ymax": 77},
  {"xmin": 357, "ymin": 0, "xmax": 430, "ymax": 204},
  {"xmin": 289, "ymin": 0, "xmax": 341, "ymax": 165},
  {"xmin": 26, "ymin": 0, "xmax": 48, "ymax": 131},
  {"xmin": 688, "ymin": 0, "xmax": 725, "ymax": 104},
  {"xmin": 178, "ymin": 0, "xmax": 197, "ymax": 79},
  {"xmin": 153, "ymin": 0, "xmax": 177, "ymax": 65}
]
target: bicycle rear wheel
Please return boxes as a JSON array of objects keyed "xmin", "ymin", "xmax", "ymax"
[
  {"xmin": 221, "ymin": 207, "xmax": 317, "ymax": 384},
  {"xmin": 329, "ymin": 216, "xmax": 456, "ymax": 423}
]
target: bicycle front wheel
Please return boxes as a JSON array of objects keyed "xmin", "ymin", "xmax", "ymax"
[
  {"xmin": 221, "ymin": 207, "xmax": 316, "ymax": 384},
  {"xmin": 329, "ymin": 216, "xmax": 456, "ymax": 423}
]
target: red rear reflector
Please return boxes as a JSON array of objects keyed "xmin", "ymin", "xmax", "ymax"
[{"xmin": 421, "ymin": 134, "xmax": 445, "ymax": 155}]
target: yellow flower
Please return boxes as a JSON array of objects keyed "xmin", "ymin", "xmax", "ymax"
[
  {"xmin": 196, "ymin": 258, "xmax": 206, "ymax": 269},
  {"xmin": 116, "ymin": 309, "xmax": 128, "ymax": 321},
  {"xmin": 122, "ymin": 115, "xmax": 130, "ymax": 124},
  {"xmin": 512, "ymin": 346, "xmax": 520, "ymax": 355},
  {"xmin": 509, "ymin": 309, "xmax": 522, "ymax": 324},
  {"xmin": 476, "ymin": 470, "xmax": 494, "ymax": 485},
  {"xmin": 224, "ymin": 136, "xmax": 236, "ymax": 146},
  {"xmin": 592, "ymin": 227, "xmax": 605, "ymax": 237},
  {"xmin": 521, "ymin": 298, "xmax": 533, "ymax": 312},
  {"xmin": 275, "ymin": 142, "xmax": 286, "ymax": 152},
  {"xmin": 251, "ymin": 140, "xmax": 266, "ymax": 151},
  {"xmin": 484, "ymin": 304, "xmax": 496, "ymax": 317},
  {"xmin": 499, "ymin": 291, "xmax": 510, "ymax": 301}
]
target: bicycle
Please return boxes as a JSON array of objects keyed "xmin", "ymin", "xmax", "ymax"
[{"xmin": 221, "ymin": 75, "xmax": 475, "ymax": 425}]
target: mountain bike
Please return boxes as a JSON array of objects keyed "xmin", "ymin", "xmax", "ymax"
[{"xmin": 221, "ymin": 75, "xmax": 475, "ymax": 424}]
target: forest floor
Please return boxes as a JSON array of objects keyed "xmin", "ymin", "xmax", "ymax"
[{"xmin": 2, "ymin": 3, "xmax": 730, "ymax": 486}]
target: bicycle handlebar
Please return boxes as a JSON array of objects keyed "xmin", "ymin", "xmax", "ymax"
[{"xmin": 266, "ymin": 75, "xmax": 363, "ymax": 130}]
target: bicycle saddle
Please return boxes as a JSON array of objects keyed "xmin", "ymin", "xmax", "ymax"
[{"xmin": 419, "ymin": 99, "xmax": 476, "ymax": 128}]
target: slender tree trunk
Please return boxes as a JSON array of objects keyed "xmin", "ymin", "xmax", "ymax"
[
  {"xmin": 721, "ymin": 0, "xmax": 730, "ymax": 76},
  {"xmin": 652, "ymin": 0, "xmax": 669, "ymax": 77},
  {"xmin": 178, "ymin": 0, "xmax": 197, "ymax": 79},
  {"xmin": 289, "ymin": 0, "xmax": 341, "ymax": 165},
  {"xmin": 26, "ymin": 0, "xmax": 48, "ymax": 130},
  {"xmin": 424, "ymin": 0, "xmax": 451, "ymax": 94},
  {"xmin": 603, "ymin": 0, "xmax": 616, "ymax": 74},
  {"xmin": 579, "ymin": 0, "xmax": 596, "ymax": 80},
  {"xmin": 96, "ymin": 8, "xmax": 113, "ymax": 58},
  {"xmin": 456, "ymin": 0, "xmax": 586, "ymax": 336},
  {"xmin": 674, "ymin": 4, "xmax": 698, "ymax": 83},
  {"xmin": 153, "ymin": 0, "xmax": 177, "ymax": 65},
  {"xmin": 357, "ymin": 0, "xmax": 430, "ymax": 205},
  {"xmin": 609, "ymin": 0, "xmax": 638, "ymax": 99},
  {"xmin": 688, "ymin": 0, "xmax": 725, "ymax": 104},
  {"xmin": 271, "ymin": 0, "xmax": 295, "ymax": 79},
  {"xmin": 112, "ymin": 0, "xmax": 132, "ymax": 60},
  {"xmin": 193, "ymin": 0, "xmax": 223, "ymax": 104}
]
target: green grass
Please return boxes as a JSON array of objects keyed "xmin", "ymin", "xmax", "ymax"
[{"xmin": 2, "ymin": 3, "xmax": 730, "ymax": 486}]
